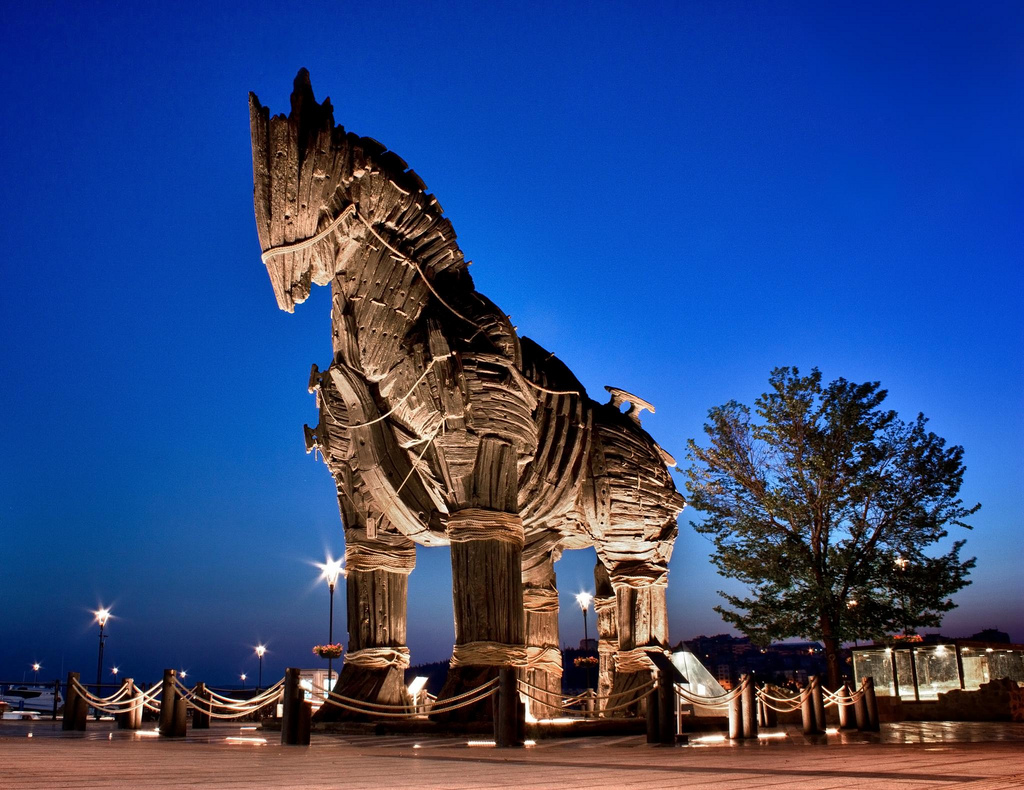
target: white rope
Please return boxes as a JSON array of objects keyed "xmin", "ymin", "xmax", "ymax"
[
  {"xmin": 355, "ymin": 210, "xmax": 479, "ymax": 329},
  {"xmin": 447, "ymin": 508, "xmax": 524, "ymax": 546},
  {"xmin": 339, "ymin": 354, "xmax": 451, "ymax": 431},
  {"xmin": 344, "ymin": 647, "xmax": 411, "ymax": 670},
  {"xmin": 525, "ymin": 646, "xmax": 563, "ymax": 677},
  {"xmin": 260, "ymin": 204, "xmax": 357, "ymax": 264},
  {"xmin": 449, "ymin": 641, "xmax": 528, "ymax": 668}
]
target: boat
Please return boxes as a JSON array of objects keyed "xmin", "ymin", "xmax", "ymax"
[{"xmin": 0, "ymin": 684, "xmax": 63, "ymax": 714}]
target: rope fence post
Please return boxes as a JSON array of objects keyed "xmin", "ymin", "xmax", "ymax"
[
  {"xmin": 853, "ymin": 682, "xmax": 868, "ymax": 730},
  {"xmin": 740, "ymin": 674, "xmax": 757, "ymax": 739},
  {"xmin": 811, "ymin": 676, "xmax": 827, "ymax": 733},
  {"xmin": 800, "ymin": 684, "xmax": 818, "ymax": 735},
  {"xmin": 658, "ymin": 674, "xmax": 675, "ymax": 744},
  {"xmin": 281, "ymin": 668, "xmax": 311, "ymax": 746},
  {"xmin": 728, "ymin": 683, "xmax": 742, "ymax": 740},
  {"xmin": 863, "ymin": 676, "xmax": 880, "ymax": 731},
  {"xmin": 192, "ymin": 683, "xmax": 211, "ymax": 730},
  {"xmin": 837, "ymin": 683, "xmax": 853, "ymax": 730},
  {"xmin": 496, "ymin": 666, "xmax": 523, "ymax": 748},
  {"xmin": 62, "ymin": 672, "xmax": 87, "ymax": 731},
  {"xmin": 116, "ymin": 679, "xmax": 138, "ymax": 730},
  {"xmin": 159, "ymin": 669, "xmax": 186, "ymax": 737},
  {"xmin": 52, "ymin": 678, "xmax": 61, "ymax": 721}
]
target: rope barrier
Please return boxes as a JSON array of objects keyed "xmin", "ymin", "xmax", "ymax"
[{"xmin": 318, "ymin": 682, "xmax": 498, "ymax": 718}]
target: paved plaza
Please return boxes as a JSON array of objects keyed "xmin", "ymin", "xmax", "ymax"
[{"xmin": 2, "ymin": 720, "xmax": 1023, "ymax": 789}]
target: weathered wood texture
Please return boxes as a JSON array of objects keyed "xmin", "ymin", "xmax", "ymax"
[
  {"xmin": 594, "ymin": 562, "xmax": 618, "ymax": 710},
  {"xmin": 250, "ymin": 71, "xmax": 687, "ymax": 721},
  {"xmin": 522, "ymin": 534, "xmax": 562, "ymax": 719}
]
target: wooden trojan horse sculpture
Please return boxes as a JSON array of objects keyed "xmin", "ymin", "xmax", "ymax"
[{"xmin": 249, "ymin": 71, "xmax": 685, "ymax": 720}]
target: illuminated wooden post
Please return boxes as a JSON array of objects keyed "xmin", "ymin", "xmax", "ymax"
[
  {"xmin": 863, "ymin": 676, "xmax": 880, "ymax": 731},
  {"xmin": 191, "ymin": 682, "xmax": 211, "ymax": 730},
  {"xmin": 811, "ymin": 675, "xmax": 826, "ymax": 732},
  {"xmin": 159, "ymin": 669, "xmax": 186, "ymax": 737},
  {"xmin": 837, "ymin": 683, "xmax": 854, "ymax": 729},
  {"xmin": 801, "ymin": 684, "xmax": 817, "ymax": 735},
  {"xmin": 594, "ymin": 562, "xmax": 618, "ymax": 712},
  {"xmin": 741, "ymin": 674, "xmax": 757, "ymax": 738},
  {"xmin": 318, "ymin": 520, "xmax": 415, "ymax": 722},
  {"xmin": 62, "ymin": 672, "xmax": 87, "ymax": 732},
  {"xmin": 608, "ymin": 562, "xmax": 669, "ymax": 715},
  {"xmin": 729, "ymin": 689, "xmax": 742, "ymax": 739},
  {"xmin": 116, "ymin": 678, "xmax": 140, "ymax": 730},
  {"xmin": 853, "ymin": 682, "xmax": 868, "ymax": 730},
  {"xmin": 522, "ymin": 533, "xmax": 562, "ymax": 719},
  {"xmin": 436, "ymin": 439, "xmax": 527, "ymax": 721},
  {"xmin": 281, "ymin": 667, "xmax": 311, "ymax": 745}
]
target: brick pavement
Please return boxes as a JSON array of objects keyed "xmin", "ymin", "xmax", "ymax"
[{"xmin": 2, "ymin": 721, "xmax": 1023, "ymax": 789}]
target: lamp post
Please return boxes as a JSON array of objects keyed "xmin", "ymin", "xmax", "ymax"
[
  {"xmin": 318, "ymin": 556, "xmax": 345, "ymax": 692},
  {"xmin": 576, "ymin": 592, "xmax": 593, "ymax": 690},
  {"xmin": 94, "ymin": 608, "xmax": 111, "ymax": 719},
  {"xmin": 32, "ymin": 663, "xmax": 40, "ymax": 684},
  {"xmin": 255, "ymin": 645, "xmax": 266, "ymax": 691}
]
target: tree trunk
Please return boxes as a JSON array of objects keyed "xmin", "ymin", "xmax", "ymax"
[{"xmin": 820, "ymin": 614, "xmax": 842, "ymax": 689}]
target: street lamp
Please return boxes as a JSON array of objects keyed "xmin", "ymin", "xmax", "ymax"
[
  {"xmin": 111, "ymin": 666, "xmax": 119, "ymax": 679},
  {"xmin": 240, "ymin": 673, "xmax": 247, "ymax": 690},
  {"xmin": 576, "ymin": 592, "xmax": 593, "ymax": 690},
  {"xmin": 93, "ymin": 607, "xmax": 111, "ymax": 719},
  {"xmin": 895, "ymin": 557, "xmax": 910, "ymax": 637},
  {"xmin": 317, "ymin": 556, "xmax": 345, "ymax": 691},
  {"xmin": 32, "ymin": 663, "xmax": 41, "ymax": 683},
  {"xmin": 255, "ymin": 645, "xmax": 267, "ymax": 691}
]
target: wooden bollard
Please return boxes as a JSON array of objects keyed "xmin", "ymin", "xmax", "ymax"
[
  {"xmin": 281, "ymin": 668, "xmax": 311, "ymax": 746},
  {"xmin": 52, "ymin": 679, "xmax": 61, "ymax": 721},
  {"xmin": 116, "ymin": 679, "xmax": 140, "ymax": 730},
  {"xmin": 728, "ymin": 686, "xmax": 742, "ymax": 739},
  {"xmin": 837, "ymin": 684, "xmax": 854, "ymax": 729},
  {"xmin": 496, "ymin": 666, "xmax": 523, "ymax": 748},
  {"xmin": 853, "ymin": 683, "xmax": 868, "ymax": 730},
  {"xmin": 159, "ymin": 669, "xmax": 186, "ymax": 737},
  {"xmin": 800, "ymin": 684, "xmax": 818, "ymax": 734},
  {"xmin": 863, "ymin": 676, "xmax": 880, "ymax": 731},
  {"xmin": 192, "ymin": 683, "xmax": 211, "ymax": 729},
  {"xmin": 658, "ymin": 672, "xmax": 676, "ymax": 744},
  {"xmin": 646, "ymin": 680, "xmax": 660, "ymax": 744},
  {"xmin": 811, "ymin": 676, "xmax": 827, "ymax": 733},
  {"xmin": 62, "ymin": 672, "xmax": 88, "ymax": 731},
  {"xmin": 740, "ymin": 674, "xmax": 757, "ymax": 739},
  {"xmin": 761, "ymin": 685, "xmax": 777, "ymax": 727}
]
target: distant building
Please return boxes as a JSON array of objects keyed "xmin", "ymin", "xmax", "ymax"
[{"xmin": 679, "ymin": 634, "xmax": 830, "ymax": 687}]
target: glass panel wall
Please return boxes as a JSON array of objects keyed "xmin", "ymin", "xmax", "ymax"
[
  {"xmin": 894, "ymin": 650, "xmax": 916, "ymax": 700},
  {"xmin": 960, "ymin": 647, "xmax": 989, "ymax": 691},
  {"xmin": 852, "ymin": 649, "xmax": 894, "ymax": 695},
  {"xmin": 913, "ymin": 645, "xmax": 960, "ymax": 700}
]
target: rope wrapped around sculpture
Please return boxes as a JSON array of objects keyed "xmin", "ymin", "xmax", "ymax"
[
  {"xmin": 593, "ymin": 595, "xmax": 616, "ymax": 614},
  {"xmin": 450, "ymin": 640, "xmax": 528, "ymax": 668},
  {"xmin": 525, "ymin": 646, "xmax": 563, "ymax": 677},
  {"xmin": 344, "ymin": 647, "xmax": 412, "ymax": 670},
  {"xmin": 345, "ymin": 541, "xmax": 416, "ymax": 575},
  {"xmin": 522, "ymin": 586, "xmax": 559, "ymax": 614},
  {"xmin": 609, "ymin": 569, "xmax": 669, "ymax": 590},
  {"xmin": 613, "ymin": 646, "xmax": 669, "ymax": 674},
  {"xmin": 446, "ymin": 508, "xmax": 525, "ymax": 548}
]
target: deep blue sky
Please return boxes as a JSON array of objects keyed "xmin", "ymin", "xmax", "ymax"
[{"xmin": 2, "ymin": 1, "xmax": 1021, "ymax": 685}]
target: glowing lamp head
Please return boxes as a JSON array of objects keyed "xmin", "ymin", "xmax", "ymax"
[
  {"xmin": 112, "ymin": 666, "xmax": 119, "ymax": 676},
  {"xmin": 575, "ymin": 592, "xmax": 593, "ymax": 612},
  {"xmin": 32, "ymin": 662, "xmax": 41, "ymax": 672},
  {"xmin": 318, "ymin": 557, "xmax": 345, "ymax": 589},
  {"xmin": 240, "ymin": 673, "xmax": 247, "ymax": 682},
  {"xmin": 255, "ymin": 644, "xmax": 267, "ymax": 658},
  {"xmin": 95, "ymin": 607, "xmax": 111, "ymax": 627}
]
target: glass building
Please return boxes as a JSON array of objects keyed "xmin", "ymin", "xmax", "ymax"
[{"xmin": 852, "ymin": 641, "xmax": 1024, "ymax": 701}]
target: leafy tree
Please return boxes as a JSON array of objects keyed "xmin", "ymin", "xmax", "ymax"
[{"xmin": 685, "ymin": 367, "xmax": 977, "ymax": 687}]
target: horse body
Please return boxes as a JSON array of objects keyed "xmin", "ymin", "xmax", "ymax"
[{"xmin": 250, "ymin": 71, "xmax": 684, "ymax": 718}]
